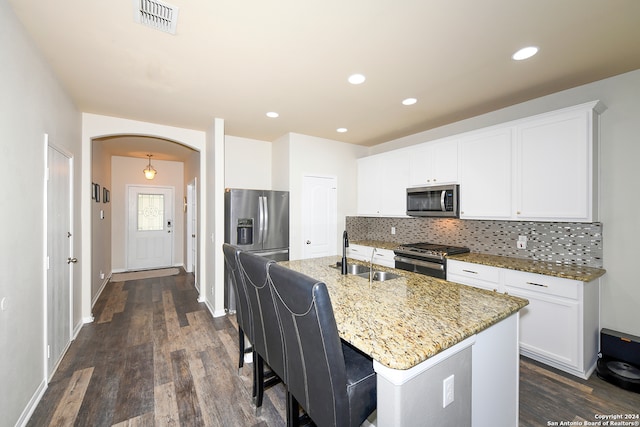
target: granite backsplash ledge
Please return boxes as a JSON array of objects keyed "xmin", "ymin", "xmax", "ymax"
[{"xmin": 346, "ymin": 216, "xmax": 603, "ymax": 268}]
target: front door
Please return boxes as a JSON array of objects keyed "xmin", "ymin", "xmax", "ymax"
[
  {"xmin": 301, "ymin": 175, "xmax": 337, "ymax": 259},
  {"xmin": 46, "ymin": 143, "xmax": 73, "ymax": 378},
  {"xmin": 127, "ymin": 185, "xmax": 174, "ymax": 270}
]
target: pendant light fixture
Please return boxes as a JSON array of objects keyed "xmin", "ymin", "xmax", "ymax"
[{"xmin": 143, "ymin": 154, "xmax": 157, "ymax": 180}]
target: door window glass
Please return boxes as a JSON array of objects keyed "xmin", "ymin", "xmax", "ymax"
[{"xmin": 137, "ymin": 194, "xmax": 165, "ymax": 231}]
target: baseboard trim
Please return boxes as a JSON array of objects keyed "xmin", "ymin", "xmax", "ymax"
[
  {"xmin": 92, "ymin": 275, "xmax": 111, "ymax": 308},
  {"xmin": 15, "ymin": 378, "xmax": 47, "ymax": 427}
]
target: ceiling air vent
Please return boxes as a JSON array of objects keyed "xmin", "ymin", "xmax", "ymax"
[{"xmin": 134, "ymin": 0, "xmax": 179, "ymax": 35}]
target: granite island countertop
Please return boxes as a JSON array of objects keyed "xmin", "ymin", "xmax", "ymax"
[
  {"xmin": 279, "ymin": 256, "xmax": 528, "ymax": 370},
  {"xmin": 448, "ymin": 252, "xmax": 606, "ymax": 282}
]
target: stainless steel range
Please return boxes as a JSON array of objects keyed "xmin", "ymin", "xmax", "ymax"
[{"xmin": 394, "ymin": 242, "xmax": 470, "ymax": 279}]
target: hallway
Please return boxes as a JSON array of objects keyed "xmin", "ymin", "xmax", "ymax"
[{"xmin": 27, "ymin": 269, "xmax": 285, "ymax": 426}]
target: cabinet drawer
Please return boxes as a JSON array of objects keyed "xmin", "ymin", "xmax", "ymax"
[
  {"xmin": 372, "ymin": 248, "xmax": 395, "ymax": 268},
  {"xmin": 348, "ymin": 245, "xmax": 395, "ymax": 268},
  {"xmin": 504, "ymin": 270, "xmax": 579, "ymax": 299},
  {"xmin": 347, "ymin": 244, "xmax": 370, "ymax": 262},
  {"xmin": 447, "ymin": 260, "xmax": 500, "ymax": 283}
]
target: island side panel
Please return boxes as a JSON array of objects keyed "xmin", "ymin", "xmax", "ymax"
[
  {"xmin": 472, "ymin": 313, "xmax": 520, "ymax": 427},
  {"xmin": 374, "ymin": 340, "xmax": 473, "ymax": 427}
]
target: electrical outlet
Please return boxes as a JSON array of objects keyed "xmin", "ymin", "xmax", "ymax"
[
  {"xmin": 517, "ymin": 235, "xmax": 528, "ymax": 249},
  {"xmin": 391, "ymin": 227, "xmax": 396, "ymax": 235},
  {"xmin": 443, "ymin": 374, "xmax": 454, "ymax": 407}
]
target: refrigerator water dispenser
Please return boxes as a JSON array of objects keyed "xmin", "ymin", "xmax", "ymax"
[{"xmin": 236, "ymin": 218, "xmax": 253, "ymax": 245}]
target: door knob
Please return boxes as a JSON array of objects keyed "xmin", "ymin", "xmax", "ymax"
[
  {"xmin": 306, "ymin": 240, "xmax": 311, "ymax": 244},
  {"xmin": 67, "ymin": 257, "xmax": 78, "ymax": 264}
]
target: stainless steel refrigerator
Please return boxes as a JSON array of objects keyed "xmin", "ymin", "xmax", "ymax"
[{"xmin": 224, "ymin": 188, "xmax": 289, "ymax": 311}]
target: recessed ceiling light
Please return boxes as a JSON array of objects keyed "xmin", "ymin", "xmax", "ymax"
[
  {"xmin": 266, "ymin": 112, "xmax": 279, "ymax": 118},
  {"xmin": 512, "ymin": 46, "xmax": 539, "ymax": 61},
  {"xmin": 337, "ymin": 128, "xmax": 348, "ymax": 133},
  {"xmin": 402, "ymin": 98, "xmax": 418, "ymax": 106},
  {"xmin": 348, "ymin": 74, "xmax": 366, "ymax": 85}
]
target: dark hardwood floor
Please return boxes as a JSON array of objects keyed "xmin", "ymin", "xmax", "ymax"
[{"xmin": 27, "ymin": 269, "xmax": 639, "ymax": 426}]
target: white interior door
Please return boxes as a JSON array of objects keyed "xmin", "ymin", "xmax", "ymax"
[
  {"xmin": 46, "ymin": 143, "xmax": 73, "ymax": 378},
  {"xmin": 186, "ymin": 179, "xmax": 198, "ymax": 287},
  {"xmin": 302, "ymin": 175, "xmax": 337, "ymax": 259},
  {"xmin": 127, "ymin": 185, "xmax": 174, "ymax": 270}
]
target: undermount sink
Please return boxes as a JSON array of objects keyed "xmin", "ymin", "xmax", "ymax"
[
  {"xmin": 331, "ymin": 262, "xmax": 371, "ymax": 275},
  {"xmin": 331, "ymin": 262, "xmax": 401, "ymax": 281},
  {"xmin": 356, "ymin": 271, "xmax": 402, "ymax": 282}
]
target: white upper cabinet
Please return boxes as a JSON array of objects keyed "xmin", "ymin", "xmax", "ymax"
[
  {"xmin": 357, "ymin": 155, "xmax": 380, "ymax": 215},
  {"xmin": 515, "ymin": 105, "xmax": 600, "ymax": 222},
  {"xmin": 459, "ymin": 128, "xmax": 513, "ymax": 220},
  {"xmin": 357, "ymin": 150, "xmax": 410, "ymax": 216},
  {"xmin": 408, "ymin": 139, "xmax": 459, "ymax": 186},
  {"xmin": 356, "ymin": 101, "xmax": 603, "ymax": 221}
]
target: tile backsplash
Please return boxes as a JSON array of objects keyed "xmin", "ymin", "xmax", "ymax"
[{"xmin": 346, "ymin": 216, "xmax": 603, "ymax": 268}]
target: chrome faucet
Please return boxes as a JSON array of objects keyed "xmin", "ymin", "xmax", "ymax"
[
  {"xmin": 369, "ymin": 247, "xmax": 377, "ymax": 285},
  {"xmin": 341, "ymin": 230, "xmax": 349, "ymax": 275}
]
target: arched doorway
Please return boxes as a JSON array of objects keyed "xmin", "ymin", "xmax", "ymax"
[{"xmin": 81, "ymin": 114, "xmax": 209, "ymax": 322}]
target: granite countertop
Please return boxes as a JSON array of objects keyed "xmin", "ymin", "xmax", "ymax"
[
  {"xmin": 350, "ymin": 240, "xmax": 606, "ymax": 282},
  {"xmin": 350, "ymin": 240, "xmax": 399, "ymax": 251},
  {"xmin": 279, "ymin": 256, "xmax": 528, "ymax": 370},
  {"xmin": 448, "ymin": 253, "xmax": 606, "ymax": 282}
]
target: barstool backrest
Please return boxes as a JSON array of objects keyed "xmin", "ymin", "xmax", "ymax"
[
  {"xmin": 268, "ymin": 263, "xmax": 349, "ymax": 427},
  {"xmin": 238, "ymin": 251, "xmax": 286, "ymax": 380},
  {"xmin": 222, "ymin": 243, "xmax": 253, "ymax": 342}
]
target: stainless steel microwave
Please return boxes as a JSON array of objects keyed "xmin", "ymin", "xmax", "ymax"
[{"xmin": 406, "ymin": 184, "xmax": 459, "ymax": 217}]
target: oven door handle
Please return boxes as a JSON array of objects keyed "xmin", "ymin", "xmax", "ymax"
[{"xmin": 394, "ymin": 256, "xmax": 445, "ymax": 271}]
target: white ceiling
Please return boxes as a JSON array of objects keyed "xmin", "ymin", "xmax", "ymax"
[{"xmin": 9, "ymin": 0, "xmax": 640, "ymax": 148}]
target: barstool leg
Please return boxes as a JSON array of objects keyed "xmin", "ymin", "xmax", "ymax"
[
  {"xmin": 286, "ymin": 392, "xmax": 300, "ymax": 427},
  {"xmin": 255, "ymin": 354, "xmax": 264, "ymax": 416},
  {"xmin": 238, "ymin": 328, "xmax": 245, "ymax": 376}
]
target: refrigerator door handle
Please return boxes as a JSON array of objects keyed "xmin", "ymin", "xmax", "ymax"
[
  {"xmin": 262, "ymin": 196, "xmax": 269, "ymax": 244},
  {"xmin": 258, "ymin": 196, "xmax": 265, "ymax": 245}
]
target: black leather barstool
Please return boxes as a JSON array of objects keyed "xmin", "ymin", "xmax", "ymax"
[
  {"xmin": 268, "ymin": 263, "xmax": 377, "ymax": 427},
  {"xmin": 222, "ymin": 244, "xmax": 252, "ymax": 376},
  {"xmin": 238, "ymin": 251, "xmax": 285, "ymax": 415}
]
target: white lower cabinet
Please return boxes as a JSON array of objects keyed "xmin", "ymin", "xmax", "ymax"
[
  {"xmin": 447, "ymin": 260, "xmax": 600, "ymax": 379},
  {"xmin": 506, "ymin": 286, "xmax": 580, "ymax": 368},
  {"xmin": 447, "ymin": 259, "xmax": 501, "ymax": 292},
  {"xmin": 348, "ymin": 244, "xmax": 395, "ymax": 268}
]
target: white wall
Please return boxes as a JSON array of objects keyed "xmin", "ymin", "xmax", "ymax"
[
  {"xmin": 91, "ymin": 141, "xmax": 112, "ymax": 301},
  {"xmin": 110, "ymin": 156, "xmax": 185, "ymax": 272},
  {"xmin": 206, "ymin": 119, "xmax": 226, "ymax": 316},
  {"xmin": 274, "ymin": 133, "xmax": 368, "ymax": 260},
  {"xmin": 0, "ymin": 1, "xmax": 81, "ymax": 425},
  {"xmin": 225, "ymin": 135, "xmax": 272, "ymax": 189},
  {"xmin": 372, "ymin": 69, "xmax": 640, "ymax": 337}
]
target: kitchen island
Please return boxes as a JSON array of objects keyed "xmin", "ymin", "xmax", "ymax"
[{"xmin": 280, "ymin": 256, "xmax": 529, "ymax": 427}]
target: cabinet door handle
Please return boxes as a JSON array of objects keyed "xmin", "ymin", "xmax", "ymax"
[
  {"xmin": 462, "ymin": 269, "xmax": 478, "ymax": 274},
  {"xmin": 526, "ymin": 281, "xmax": 548, "ymax": 288}
]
